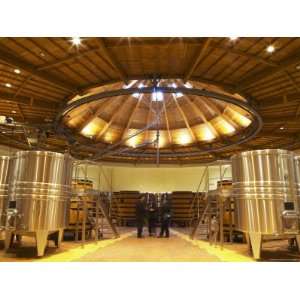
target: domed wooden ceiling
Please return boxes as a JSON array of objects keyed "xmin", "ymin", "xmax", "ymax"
[
  {"xmin": 60, "ymin": 78, "xmax": 260, "ymax": 162},
  {"xmin": 1, "ymin": 37, "xmax": 300, "ymax": 164}
]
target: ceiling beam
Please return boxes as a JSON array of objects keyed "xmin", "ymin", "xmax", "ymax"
[
  {"xmin": 0, "ymin": 91, "xmax": 58, "ymax": 110},
  {"xmin": 99, "ymin": 38, "xmax": 279, "ymax": 68},
  {"xmin": 171, "ymin": 94, "xmax": 197, "ymax": 142},
  {"xmin": 121, "ymin": 95, "xmax": 142, "ymax": 139},
  {"xmin": 96, "ymin": 96, "xmax": 130, "ymax": 139},
  {"xmin": 184, "ymin": 38, "xmax": 212, "ymax": 82},
  {"xmin": 263, "ymin": 116, "xmax": 300, "ymax": 123},
  {"xmin": 162, "ymin": 98, "xmax": 172, "ymax": 144},
  {"xmin": 77, "ymin": 98, "xmax": 112, "ymax": 132},
  {"xmin": 209, "ymin": 41, "xmax": 278, "ymax": 67},
  {"xmin": 95, "ymin": 38, "xmax": 128, "ymax": 84},
  {"xmin": 0, "ymin": 46, "xmax": 76, "ymax": 93},
  {"xmin": 257, "ymin": 92, "xmax": 300, "ymax": 109},
  {"xmin": 183, "ymin": 95, "xmax": 220, "ymax": 139},
  {"xmin": 237, "ymin": 50, "xmax": 300, "ymax": 91},
  {"xmin": 38, "ymin": 47, "xmax": 101, "ymax": 71},
  {"xmin": 78, "ymin": 74, "xmax": 237, "ymax": 97}
]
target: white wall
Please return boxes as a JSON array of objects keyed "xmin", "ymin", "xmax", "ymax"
[{"xmin": 73, "ymin": 162, "xmax": 232, "ymax": 192}]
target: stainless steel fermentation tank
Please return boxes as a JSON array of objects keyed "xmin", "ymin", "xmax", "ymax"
[
  {"xmin": 294, "ymin": 156, "xmax": 300, "ymax": 213},
  {"xmin": 231, "ymin": 149, "xmax": 300, "ymax": 259},
  {"xmin": 5, "ymin": 151, "xmax": 73, "ymax": 256},
  {"xmin": 0, "ymin": 156, "xmax": 10, "ymax": 240}
]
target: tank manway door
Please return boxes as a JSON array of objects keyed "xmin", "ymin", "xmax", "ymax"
[{"xmin": 282, "ymin": 202, "xmax": 299, "ymax": 233}]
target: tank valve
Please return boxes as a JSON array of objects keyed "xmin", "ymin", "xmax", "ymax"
[
  {"xmin": 282, "ymin": 210, "xmax": 299, "ymax": 233},
  {"xmin": 5, "ymin": 209, "xmax": 19, "ymax": 230}
]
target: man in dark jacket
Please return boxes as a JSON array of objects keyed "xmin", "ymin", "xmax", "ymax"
[
  {"xmin": 159, "ymin": 195, "xmax": 171, "ymax": 238},
  {"xmin": 147, "ymin": 194, "xmax": 158, "ymax": 236},
  {"xmin": 136, "ymin": 195, "xmax": 146, "ymax": 238}
]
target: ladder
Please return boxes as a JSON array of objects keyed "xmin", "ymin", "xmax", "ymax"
[
  {"xmin": 190, "ymin": 193, "xmax": 218, "ymax": 241},
  {"xmin": 190, "ymin": 185, "xmax": 233, "ymax": 249},
  {"xmin": 74, "ymin": 190, "xmax": 119, "ymax": 246}
]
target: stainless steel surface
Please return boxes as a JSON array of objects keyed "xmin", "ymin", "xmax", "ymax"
[
  {"xmin": 294, "ymin": 156, "xmax": 300, "ymax": 211},
  {"xmin": 232, "ymin": 149, "xmax": 299, "ymax": 235},
  {"xmin": 9, "ymin": 151, "xmax": 73, "ymax": 232},
  {"xmin": 0, "ymin": 156, "xmax": 10, "ymax": 231}
]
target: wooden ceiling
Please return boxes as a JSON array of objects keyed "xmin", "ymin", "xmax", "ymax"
[{"xmin": 0, "ymin": 37, "xmax": 300, "ymax": 164}]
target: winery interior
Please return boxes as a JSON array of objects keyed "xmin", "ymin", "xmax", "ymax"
[{"xmin": 1, "ymin": 37, "xmax": 300, "ymax": 262}]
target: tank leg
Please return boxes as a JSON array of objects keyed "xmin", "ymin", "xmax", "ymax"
[
  {"xmin": 244, "ymin": 233, "xmax": 251, "ymax": 255},
  {"xmin": 35, "ymin": 230, "xmax": 49, "ymax": 257},
  {"xmin": 249, "ymin": 233, "xmax": 262, "ymax": 260},
  {"xmin": 295, "ymin": 235, "xmax": 300, "ymax": 253},
  {"xmin": 4, "ymin": 230, "xmax": 13, "ymax": 250},
  {"xmin": 55, "ymin": 229, "xmax": 64, "ymax": 248}
]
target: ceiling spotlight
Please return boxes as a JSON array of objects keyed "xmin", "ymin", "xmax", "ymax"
[
  {"xmin": 280, "ymin": 126, "xmax": 284, "ymax": 130},
  {"xmin": 14, "ymin": 69, "xmax": 21, "ymax": 74},
  {"xmin": 11, "ymin": 110, "xmax": 17, "ymax": 114},
  {"xmin": 229, "ymin": 37, "xmax": 238, "ymax": 41},
  {"xmin": 266, "ymin": 45, "xmax": 275, "ymax": 53},
  {"xmin": 5, "ymin": 83, "xmax": 12, "ymax": 88},
  {"xmin": 71, "ymin": 37, "xmax": 82, "ymax": 46}
]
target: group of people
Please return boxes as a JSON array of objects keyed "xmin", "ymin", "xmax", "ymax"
[{"xmin": 135, "ymin": 193, "xmax": 171, "ymax": 238}]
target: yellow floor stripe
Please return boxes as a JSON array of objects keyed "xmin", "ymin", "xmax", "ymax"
[
  {"xmin": 39, "ymin": 231, "xmax": 134, "ymax": 262},
  {"xmin": 172, "ymin": 230, "xmax": 254, "ymax": 262}
]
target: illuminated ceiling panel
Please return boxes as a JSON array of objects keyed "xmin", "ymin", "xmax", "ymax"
[{"xmin": 59, "ymin": 78, "xmax": 261, "ymax": 163}]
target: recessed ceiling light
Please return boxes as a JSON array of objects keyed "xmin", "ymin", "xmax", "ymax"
[
  {"xmin": 266, "ymin": 45, "xmax": 275, "ymax": 53},
  {"xmin": 229, "ymin": 37, "xmax": 238, "ymax": 41},
  {"xmin": 40, "ymin": 52, "xmax": 45, "ymax": 57},
  {"xmin": 280, "ymin": 126, "xmax": 284, "ymax": 130},
  {"xmin": 5, "ymin": 83, "xmax": 12, "ymax": 88},
  {"xmin": 71, "ymin": 37, "xmax": 82, "ymax": 46},
  {"xmin": 14, "ymin": 69, "xmax": 21, "ymax": 74},
  {"xmin": 11, "ymin": 110, "xmax": 17, "ymax": 114}
]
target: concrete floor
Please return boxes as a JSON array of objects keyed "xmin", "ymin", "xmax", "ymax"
[{"xmin": 0, "ymin": 228, "xmax": 299, "ymax": 262}]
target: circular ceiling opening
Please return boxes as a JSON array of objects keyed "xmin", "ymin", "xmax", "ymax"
[{"xmin": 58, "ymin": 78, "xmax": 262, "ymax": 164}]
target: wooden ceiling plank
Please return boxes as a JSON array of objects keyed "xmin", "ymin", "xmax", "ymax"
[
  {"xmin": 162, "ymin": 98, "xmax": 172, "ymax": 144},
  {"xmin": 46, "ymin": 38, "xmax": 94, "ymax": 86},
  {"xmin": 38, "ymin": 47, "xmax": 101, "ymax": 71},
  {"xmin": 238, "ymin": 50, "xmax": 300, "ymax": 91},
  {"xmin": 95, "ymin": 38, "xmax": 128, "ymax": 84},
  {"xmin": 0, "ymin": 91, "xmax": 58, "ymax": 110},
  {"xmin": 96, "ymin": 96, "xmax": 130, "ymax": 139},
  {"xmin": 284, "ymin": 71, "xmax": 300, "ymax": 93},
  {"xmin": 183, "ymin": 95, "xmax": 220, "ymax": 138},
  {"xmin": 121, "ymin": 94, "xmax": 143, "ymax": 138},
  {"xmin": 144, "ymin": 95, "xmax": 154, "ymax": 143},
  {"xmin": 171, "ymin": 94, "xmax": 197, "ymax": 141},
  {"xmin": 0, "ymin": 46, "xmax": 76, "ymax": 93},
  {"xmin": 209, "ymin": 40, "xmax": 279, "ymax": 67},
  {"xmin": 214, "ymin": 38, "xmax": 264, "ymax": 82},
  {"xmin": 77, "ymin": 98, "xmax": 113, "ymax": 132},
  {"xmin": 184, "ymin": 38, "xmax": 212, "ymax": 82}
]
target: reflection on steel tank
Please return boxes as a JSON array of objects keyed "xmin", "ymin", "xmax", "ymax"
[
  {"xmin": 294, "ymin": 156, "xmax": 300, "ymax": 215},
  {"xmin": 0, "ymin": 156, "xmax": 10, "ymax": 239},
  {"xmin": 231, "ymin": 149, "xmax": 300, "ymax": 259},
  {"xmin": 5, "ymin": 151, "xmax": 73, "ymax": 257}
]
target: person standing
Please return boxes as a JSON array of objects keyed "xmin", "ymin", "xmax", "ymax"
[
  {"xmin": 147, "ymin": 194, "xmax": 158, "ymax": 236},
  {"xmin": 159, "ymin": 194, "xmax": 171, "ymax": 238},
  {"xmin": 136, "ymin": 195, "xmax": 146, "ymax": 238}
]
